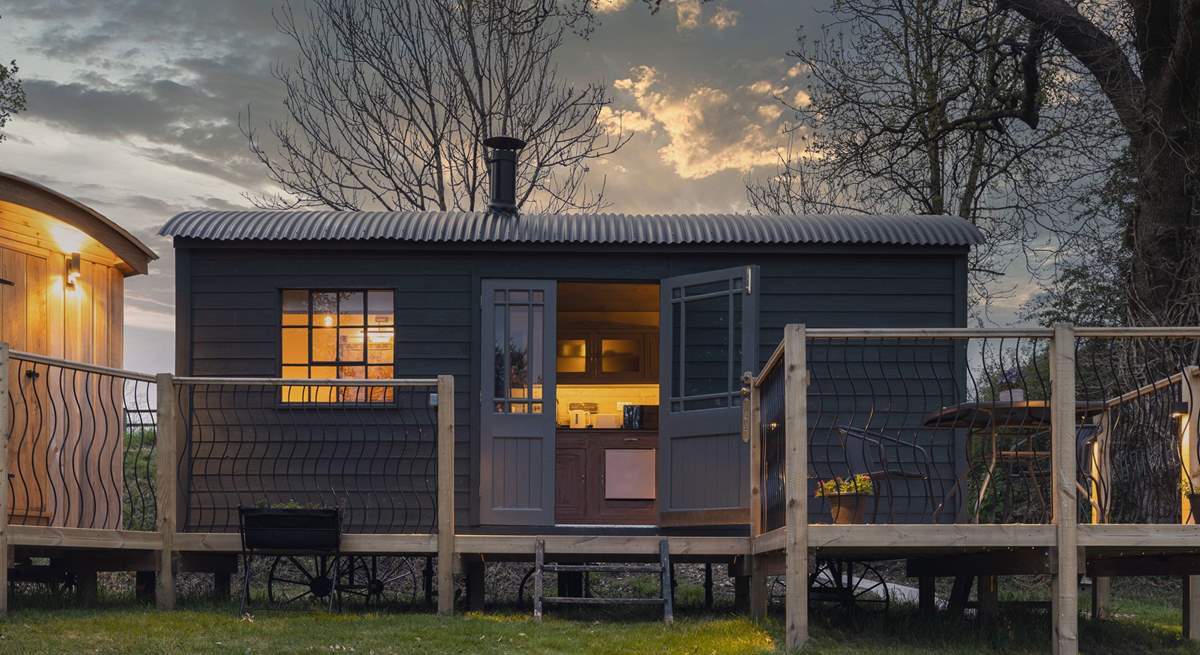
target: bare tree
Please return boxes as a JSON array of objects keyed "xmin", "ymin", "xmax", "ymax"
[
  {"xmin": 993, "ymin": 1, "xmax": 1200, "ymax": 327},
  {"xmin": 245, "ymin": 0, "xmax": 628, "ymax": 213},
  {"xmin": 0, "ymin": 13, "xmax": 25, "ymax": 144},
  {"xmin": 746, "ymin": 0, "xmax": 1119, "ymax": 312}
]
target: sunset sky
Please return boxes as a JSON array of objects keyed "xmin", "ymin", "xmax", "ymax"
[{"xmin": 0, "ymin": 1, "xmax": 1030, "ymax": 373}]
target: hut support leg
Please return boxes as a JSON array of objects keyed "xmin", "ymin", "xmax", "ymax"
[
  {"xmin": 1090, "ymin": 576, "xmax": 1110, "ymax": 621},
  {"xmin": 704, "ymin": 562, "xmax": 714, "ymax": 610},
  {"xmin": 733, "ymin": 574, "xmax": 749, "ymax": 611},
  {"xmin": 918, "ymin": 576, "xmax": 936, "ymax": 618},
  {"xmin": 464, "ymin": 559, "xmax": 485, "ymax": 611},
  {"xmin": 135, "ymin": 571, "xmax": 155, "ymax": 602},
  {"xmin": 1185, "ymin": 577, "xmax": 1200, "ymax": 640},
  {"xmin": 977, "ymin": 575, "xmax": 998, "ymax": 626}
]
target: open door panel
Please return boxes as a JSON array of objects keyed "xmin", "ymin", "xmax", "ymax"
[
  {"xmin": 658, "ymin": 266, "xmax": 758, "ymax": 526},
  {"xmin": 479, "ymin": 280, "xmax": 557, "ymax": 526}
]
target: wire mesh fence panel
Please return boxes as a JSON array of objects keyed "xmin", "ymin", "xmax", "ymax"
[
  {"xmin": 759, "ymin": 358, "xmax": 785, "ymax": 532},
  {"xmin": 758, "ymin": 335, "xmax": 1065, "ymax": 527},
  {"xmin": 1074, "ymin": 336, "xmax": 1200, "ymax": 525},
  {"xmin": 6, "ymin": 353, "xmax": 157, "ymax": 531},
  {"xmin": 175, "ymin": 380, "xmax": 439, "ymax": 534}
]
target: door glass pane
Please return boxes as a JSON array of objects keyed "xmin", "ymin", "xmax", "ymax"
[
  {"xmin": 684, "ymin": 280, "xmax": 729, "ymax": 297},
  {"xmin": 681, "ymin": 294, "xmax": 729, "ymax": 411},
  {"xmin": 731, "ymin": 292, "xmax": 743, "ymax": 402},
  {"xmin": 509, "ymin": 304, "xmax": 529, "ymax": 400},
  {"xmin": 493, "ymin": 304, "xmax": 506, "ymax": 405},
  {"xmin": 557, "ymin": 338, "xmax": 587, "ymax": 373},
  {"xmin": 530, "ymin": 303, "xmax": 543, "ymax": 401},
  {"xmin": 601, "ymin": 338, "xmax": 641, "ymax": 374},
  {"xmin": 671, "ymin": 303, "xmax": 682, "ymax": 409}
]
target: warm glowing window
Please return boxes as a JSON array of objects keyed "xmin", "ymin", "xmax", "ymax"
[{"xmin": 280, "ymin": 289, "xmax": 395, "ymax": 403}]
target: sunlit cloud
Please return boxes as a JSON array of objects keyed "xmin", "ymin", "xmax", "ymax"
[
  {"xmin": 610, "ymin": 65, "xmax": 785, "ymax": 179},
  {"xmin": 591, "ymin": 0, "xmax": 632, "ymax": 13},
  {"xmin": 675, "ymin": 0, "xmax": 701, "ymax": 30},
  {"xmin": 709, "ymin": 6, "xmax": 740, "ymax": 30},
  {"xmin": 757, "ymin": 104, "xmax": 783, "ymax": 121}
]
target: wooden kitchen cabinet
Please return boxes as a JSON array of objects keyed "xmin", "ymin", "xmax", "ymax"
[
  {"xmin": 556, "ymin": 330, "xmax": 657, "ymax": 383},
  {"xmin": 555, "ymin": 431, "xmax": 657, "ymax": 525}
]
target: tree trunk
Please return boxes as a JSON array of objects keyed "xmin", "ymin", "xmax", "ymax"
[{"xmin": 1129, "ymin": 127, "xmax": 1200, "ymax": 326}]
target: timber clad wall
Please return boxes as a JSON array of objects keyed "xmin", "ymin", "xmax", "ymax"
[
  {"xmin": 178, "ymin": 242, "xmax": 965, "ymax": 528},
  {"xmin": 0, "ymin": 244, "xmax": 125, "ymax": 367}
]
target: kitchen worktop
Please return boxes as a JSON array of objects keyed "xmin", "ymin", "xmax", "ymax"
[{"xmin": 555, "ymin": 428, "xmax": 657, "ymax": 435}]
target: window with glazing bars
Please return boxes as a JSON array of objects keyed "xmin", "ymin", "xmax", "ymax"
[{"xmin": 280, "ymin": 289, "xmax": 395, "ymax": 403}]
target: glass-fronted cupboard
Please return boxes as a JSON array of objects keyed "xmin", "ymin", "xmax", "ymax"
[{"xmin": 556, "ymin": 330, "xmax": 658, "ymax": 383}]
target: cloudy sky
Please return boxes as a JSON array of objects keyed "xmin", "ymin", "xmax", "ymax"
[{"xmin": 0, "ymin": 0, "xmax": 1026, "ymax": 373}]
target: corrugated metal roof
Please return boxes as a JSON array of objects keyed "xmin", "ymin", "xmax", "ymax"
[{"xmin": 159, "ymin": 210, "xmax": 983, "ymax": 248}]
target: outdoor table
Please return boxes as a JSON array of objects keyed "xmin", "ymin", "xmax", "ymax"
[{"xmin": 922, "ymin": 400, "xmax": 1105, "ymax": 522}]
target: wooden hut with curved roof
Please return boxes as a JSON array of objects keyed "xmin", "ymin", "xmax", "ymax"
[
  {"xmin": 0, "ymin": 172, "xmax": 155, "ymax": 365},
  {"xmin": 0, "ymin": 172, "xmax": 156, "ymax": 526}
]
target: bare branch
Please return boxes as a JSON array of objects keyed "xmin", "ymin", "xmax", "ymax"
[{"xmin": 243, "ymin": 0, "xmax": 630, "ymax": 213}]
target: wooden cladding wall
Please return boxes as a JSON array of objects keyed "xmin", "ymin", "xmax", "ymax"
[
  {"xmin": 176, "ymin": 242, "xmax": 966, "ymax": 529},
  {"xmin": 1, "ymin": 239, "xmax": 127, "ymax": 527},
  {"xmin": 0, "ymin": 244, "xmax": 124, "ymax": 367}
]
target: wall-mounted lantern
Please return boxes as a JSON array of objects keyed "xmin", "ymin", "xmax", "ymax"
[{"xmin": 67, "ymin": 252, "xmax": 81, "ymax": 287}]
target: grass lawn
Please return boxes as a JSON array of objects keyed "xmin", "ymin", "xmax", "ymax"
[{"xmin": 0, "ymin": 597, "xmax": 1198, "ymax": 654}]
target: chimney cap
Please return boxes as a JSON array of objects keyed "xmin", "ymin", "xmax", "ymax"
[{"xmin": 483, "ymin": 136, "xmax": 527, "ymax": 151}]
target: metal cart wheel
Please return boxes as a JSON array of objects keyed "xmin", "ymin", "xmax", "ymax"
[
  {"xmin": 517, "ymin": 567, "xmax": 536, "ymax": 608},
  {"xmin": 807, "ymin": 560, "xmax": 890, "ymax": 612},
  {"xmin": 336, "ymin": 556, "xmax": 422, "ymax": 607},
  {"xmin": 266, "ymin": 555, "xmax": 338, "ymax": 605}
]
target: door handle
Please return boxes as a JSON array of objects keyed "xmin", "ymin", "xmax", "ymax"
[{"xmin": 623, "ymin": 437, "xmax": 639, "ymax": 443}]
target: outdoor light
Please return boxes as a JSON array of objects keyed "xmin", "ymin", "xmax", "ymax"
[
  {"xmin": 1172, "ymin": 401, "xmax": 1191, "ymax": 419},
  {"xmin": 66, "ymin": 252, "xmax": 81, "ymax": 287}
]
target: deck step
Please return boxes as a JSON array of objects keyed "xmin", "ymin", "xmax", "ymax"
[
  {"xmin": 542, "ymin": 596, "xmax": 665, "ymax": 605},
  {"xmin": 533, "ymin": 537, "xmax": 674, "ymax": 623},
  {"xmin": 542, "ymin": 564, "xmax": 662, "ymax": 574}
]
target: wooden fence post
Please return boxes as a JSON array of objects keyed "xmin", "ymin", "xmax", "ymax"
[
  {"xmin": 784, "ymin": 324, "xmax": 808, "ymax": 651},
  {"xmin": 0, "ymin": 343, "xmax": 10, "ymax": 616},
  {"xmin": 1050, "ymin": 323, "xmax": 1078, "ymax": 655},
  {"xmin": 746, "ymin": 372, "xmax": 767, "ymax": 620},
  {"xmin": 436, "ymin": 375, "xmax": 456, "ymax": 615},
  {"xmin": 155, "ymin": 373, "xmax": 177, "ymax": 610},
  {"xmin": 1181, "ymin": 367, "xmax": 1200, "ymax": 639}
]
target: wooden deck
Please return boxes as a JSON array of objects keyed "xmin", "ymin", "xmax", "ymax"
[
  {"xmin": 8, "ymin": 326, "xmax": 1200, "ymax": 655},
  {"xmin": 12, "ymin": 522, "xmax": 1200, "ymax": 560}
]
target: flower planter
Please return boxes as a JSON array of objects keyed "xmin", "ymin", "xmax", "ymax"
[
  {"xmin": 1188, "ymin": 493, "xmax": 1200, "ymax": 521},
  {"xmin": 828, "ymin": 494, "xmax": 870, "ymax": 525}
]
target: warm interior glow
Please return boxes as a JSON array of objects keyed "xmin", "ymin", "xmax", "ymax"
[
  {"xmin": 556, "ymin": 383, "xmax": 659, "ymax": 427},
  {"xmin": 280, "ymin": 289, "xmax": 396, "ymax": 402},
  {"xmin": 48, "ymin": 222, "xmax": 89, "ymax": 254}
]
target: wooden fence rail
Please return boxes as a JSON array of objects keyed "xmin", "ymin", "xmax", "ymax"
[
  {"xmin": 746, "ymin": 323, "xmax": 1200, "ymax": 655},
  {"xmin": 0, "ymin": 348, "xmax": 457, "ymax": 617}
]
